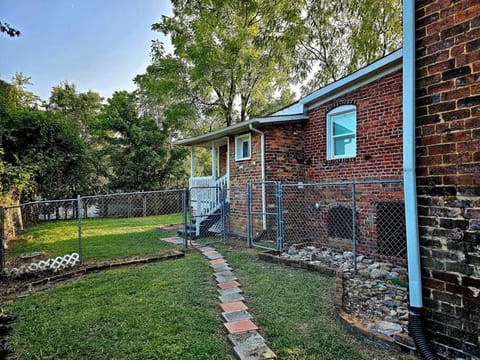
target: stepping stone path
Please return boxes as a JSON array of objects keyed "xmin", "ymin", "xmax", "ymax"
[{"xmin": 198, "ymin": 246, "xmax": 277, "ymax": 360}]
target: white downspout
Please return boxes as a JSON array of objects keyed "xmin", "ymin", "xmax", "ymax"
[
  {"xmin": 249, "ymin": 124, "xmax": 266, "ymax": 230},
  {"xmin": 404, "ymin": 1, "xmax": 438, "ymax": 358},
  {"xmin": 403, "ymin": 0, "xmax": 422, "ymax": 310}
]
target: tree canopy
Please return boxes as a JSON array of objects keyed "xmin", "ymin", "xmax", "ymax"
[{"xmin": 1, "ymin": 1, "xmax": 402, "ymax": 203}]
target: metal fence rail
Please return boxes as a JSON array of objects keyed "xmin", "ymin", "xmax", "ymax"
[{"xmin": 1, "ymin": 189, "xmax": 186, "ymax": 275}]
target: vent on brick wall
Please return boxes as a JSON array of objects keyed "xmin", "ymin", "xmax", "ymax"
[
  {"xmin": 328, "ymin": 206, "xmax": 355, "ymax": 240},
  {"xmin": 376, "ymin": 201, "xmax": 406, "ymax": 259}
]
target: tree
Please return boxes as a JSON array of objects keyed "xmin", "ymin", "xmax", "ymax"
[
  {"xmin": 297, "ymin": 0, "xmax": 402, "ymax": 93},
  {"xmin": 153, "ymin": 0, "xmax": 302, "ymax": 126},
  {"xmin": 0, "ymin": 21, "xmax": 20, "ymax": 37},
  {"xmin": 99, "ymin": 91, "xmax": 188, "ymax": 191}
]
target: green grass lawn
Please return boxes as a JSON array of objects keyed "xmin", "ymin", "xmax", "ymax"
[
  {"xmin": 4, "ymin": 244, "xmax": 409, "ymax": 360},
  {"xmin": 6, "ymin": 214, "xmax": 183, "ymax": 264},
  {"xmin": 5, "ymin": 253, "xmax": 233, "ymax": 359}
]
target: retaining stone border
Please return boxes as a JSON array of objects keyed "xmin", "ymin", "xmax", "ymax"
[
  {"xmin": 1, "ymin": 250, "xmax": 185, "ymax": 299},
  {"xmin": 198, "ymin": 246, "xmax": 277, "ymax": 360},
  {"xmin": 258, "ymin": 251, "xmax": 417, "ymax": 353}
]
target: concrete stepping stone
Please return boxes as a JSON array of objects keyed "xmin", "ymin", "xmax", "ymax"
[
  {"xmin": 234, "ymin": 341, "xmax": 276, "ymax": 360},
  {"xmin": 203, "ymin": 250, "xmax": 219, "ymax": 256},
  {"xmin": 216, "ymin": 273, "xmax": 238, "ymax": 283},
  {"xmin": 162, "ymin": 237, "xmax": 184, "ymax": 244},
  {"xmin": 214, "ymin": 270, "xmax": 235, "ymax": 278},
  {"xmin": 199, "ymin": 246, "xmax": 215, "ymax": 253},
  {"xmin": 198, "ymin": 246, "xmax": 277, "ymax": 360},
  {"xmin": 209, "ymin": 258, "xmax": 226, "ymax": 265},
  {"xmin": 218, "ymin": 280, "xmax": 240, "ymax": 289},
  {"xmin": 220, "ymin": 301, "xmax": 248, "ymax": 312},
  {"xmin": 206, "ymin": 252, "xmax": 224, "ymax": 260},
  {"xmin": 218, "ymin": 286, "xmax": 242, "ymax": 297},
  {"xmin": 224, "ymin": 319, "xmax": 258, "ymax": 334},
  {"xmin": 219, "ymin": 292, "xmax": 244, "ymax": 303},
  {"xmin": 222, "ymin": 310, "xmax": 252, "ymax": 322},
  {"xmin": 228, "ymin": 331, "xmax": 265, "ymax": 347},
  {"xmin": 211, "ymin": 263, "xmax": 233, "ymax": 272}
]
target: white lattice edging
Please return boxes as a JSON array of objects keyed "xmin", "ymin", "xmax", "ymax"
[{"xmin": 3, "ymin": 253, "xmax": 80, "ymax": 277}]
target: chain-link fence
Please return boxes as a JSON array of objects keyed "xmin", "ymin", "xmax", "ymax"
[
  {"xmin": 248, "ymin": 181, "xmax": 280, "ymax": 250},
  {"xmin": 281, "ymin": 180, "xmax": 406, "ymax": 267},
  {"xmin": 1, "ymin": 190, "xmax": 187, "ymax": 275},
  {"xmin": 225, "ymin": 185, "xmax": 248, "ymax": 240},
  {"xmin": 1, "ymin": 181, "xmax": 406, "ymax": 274}
]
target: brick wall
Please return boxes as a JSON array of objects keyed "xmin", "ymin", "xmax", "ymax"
[
  {"xmin": 227, "ymin": 132, "xmax": 262, "ymax": 236},
  {"xmin": 264, "ymin": 123, "xmax": 306, "ymax": 183},
  {"xmin": 298, "ymin": 70, "xmax": 406, "ymax": 261},
  {"xmin": 415, "ymin": 0, "xmax": 480, "ymax": 358},
  {"xmin": 305, "ymin": 70, "xmax": 404, "ymax": 182}
]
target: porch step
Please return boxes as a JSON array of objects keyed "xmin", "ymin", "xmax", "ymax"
[{"xmin": 177, "ymin": 210, "xmax": 222, "ymax": 239}]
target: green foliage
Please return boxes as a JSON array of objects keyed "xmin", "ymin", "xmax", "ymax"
[
  {"xmin": 99, "ymin": 91, "xmax": 188, "ymax": 191},
  {"xmin": 153, "ymin": 0, "xmax": 302, "ymax": 126},
  {"xmin": 0, "ymin": 21, "xmax": 20, "ymax": 37},
  {"xmin": 297, "ymin": 0, "xmax": 402, "ymax": 93}
]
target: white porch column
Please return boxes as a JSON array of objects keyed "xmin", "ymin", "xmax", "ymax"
[
  {"xmin": 211, "ymin": 143, "xmax": 217, "ymax": 179},
  {"xmin": 190, "ymin": 147, "xmax": 195, "ymax": 189}
]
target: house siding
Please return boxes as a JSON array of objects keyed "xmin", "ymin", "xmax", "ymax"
[{"xmin": 415, "ymin": 0, "xmax": 480, "ymax": 358}]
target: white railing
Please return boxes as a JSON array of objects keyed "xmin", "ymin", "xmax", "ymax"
[{"xmin": 189, "ymin": 174, "xmax": 228, "ymax": 236}]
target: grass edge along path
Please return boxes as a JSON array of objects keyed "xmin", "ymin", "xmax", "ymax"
[
  {"xmin": 219, "ymin": 245, "xmax": 411, "ymax": 360},
  {"xmin": 4, "ymin": 252, "xmax": 235, "ymax": 360}
]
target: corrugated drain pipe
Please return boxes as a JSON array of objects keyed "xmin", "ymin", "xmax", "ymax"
[{"xmin": 403, "ymin": 1, "xmax": 438, "ymax": 359}]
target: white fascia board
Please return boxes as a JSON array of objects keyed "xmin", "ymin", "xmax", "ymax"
[
  {"xmin": 300, "ymin": 49, "xmax": 403, "ymax": 110},
  {"xmin": 175, "ymin": 114, "xmax": 307, "ymax": 147}
]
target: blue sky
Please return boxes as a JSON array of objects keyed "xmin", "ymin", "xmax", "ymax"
[{"xmin": 0, "ymin": 0, "xmax": 172, "ymax": 101}]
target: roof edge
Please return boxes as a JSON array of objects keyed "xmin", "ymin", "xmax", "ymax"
[
  {"xmin": 175, "ymin": 113, "xmax": 307, "ymax": 146},
  {"xmin": 300, "ymin": 49, "xmax": 403, "ymax": 109}
]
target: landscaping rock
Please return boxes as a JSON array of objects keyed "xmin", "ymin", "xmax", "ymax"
[
  {"xmin": 279, "ymin": 245, "xmax": 408, "ymax": 337},
  {"xmin": 370, "ymin": 269, "xmax": 389, "ymax": 279}
]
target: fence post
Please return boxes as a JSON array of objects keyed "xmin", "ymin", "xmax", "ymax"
[
  {"xmin": 220, "ymin": 187, "xmax": 226, "ymax": 244},
  {"xmin": 0, "ymin": 207, "xmax": 5, "ymax": 272},
  {"xmin": 182, "ymin": 188, "xmax": 188, "ymax": 249},
  {"xmin": 77, "ymin": 194, "xmax": 83, "ymax": 263},
  {"xmin": 246, "ymin": 182, "xmax": 252, "ymax": 247},
  {"xmin": 352, "ymin": 183, "xmax": 357, "ymax": 274},
  {"xmin": 276, "ymin": 182, "xmax": 284, "ymax": 253}
]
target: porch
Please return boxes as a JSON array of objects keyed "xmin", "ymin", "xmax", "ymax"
[{"xmin": 186, "ymin": 138, "xmax": 229, "ymax": 237}]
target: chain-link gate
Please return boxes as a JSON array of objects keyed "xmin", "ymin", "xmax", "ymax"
[
  {"xmin": 185, "ymin": 186, "xmax": 226, "ymax": 247},
  {"xmin": 247, "ymin": 181, "xmax": 281, "ymax": 251}
]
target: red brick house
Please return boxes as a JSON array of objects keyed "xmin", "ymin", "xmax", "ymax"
[
  {"xmin": 178, "ymin": 50, "xmax": 404, "ymax": 234},
  {"xmin": 179, "ymin": 0, "xmax": 480, "ymax": 356},
  {"xmin": 178, "ymin": 50, "xmax": 403, "ymax": 189}
]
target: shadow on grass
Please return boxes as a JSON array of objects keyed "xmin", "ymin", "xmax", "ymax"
[{"xmin": 5, "ymin": 215, "xmax": 183, "ymax": 266}]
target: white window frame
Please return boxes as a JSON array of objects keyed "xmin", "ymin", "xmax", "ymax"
[
  {"xmin": 235, "ymin": 133, "xmax": 251, "ymax": 161},
  {"xmin": 326, "ymin": 105, "xmax": 357, "ymax": 160}
]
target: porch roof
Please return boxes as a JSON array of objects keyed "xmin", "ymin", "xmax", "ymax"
[{"xmin": 176, "ymin": 113, "xmax": 307, "ymax": 146}]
